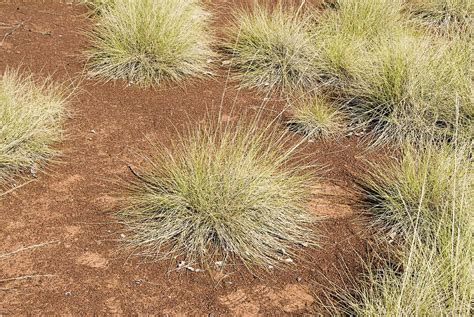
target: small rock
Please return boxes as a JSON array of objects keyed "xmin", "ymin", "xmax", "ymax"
[{"xmin": 134, "ymin": 279, "xmax": 142, "ymax": 285}]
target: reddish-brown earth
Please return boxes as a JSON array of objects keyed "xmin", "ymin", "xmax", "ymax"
[{"xmin": 0, "ymin": 1, "xmax": 375, "ymax": 314}]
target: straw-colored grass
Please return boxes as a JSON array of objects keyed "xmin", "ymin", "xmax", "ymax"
[
  {"xmin": 223, "ymin": 3, "xmax": 319, "ymax": 94},
  {"xmin": 288, "ymin": 94, "xmax": 345, "ymax": 138},
  {"xmin": 82, "ymin": 0, "xmax": 114, "ymax": 13},
  {"xmin": 117, "ymin": 118, "xmax": 319, "ymax": 269},
  {"xmin": 408, "ymin": 0, "xmax": 473, "ymax": 33},
  {"xmin": 85, "ymin": 0, "xmax": 214, "ymax": 86},
  {"xmin": 342, "ymin": 35, "xmax": 471, "ymax": 145},
  {"xmin": 360, "ymin": 141, "xmax": 471, "ymax": 239},
  {"xmin": 330, "ymin": 140, "xmax": 473, "ymax": 315},
  {"xmin": 0, "ymin": 69, "xmax": 67, "ymax": 189},
  {"xmin": 310, "ymin": 0, "xmax": 470, "ymax": 146},
  {"xmin": 310, "ymin": 0, "xmax": 409, "ymax": 94},
  {"xmin": 316, "ymin": 0, "xmax": 406, "ymax": 40}
]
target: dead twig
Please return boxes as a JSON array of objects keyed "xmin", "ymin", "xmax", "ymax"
[
  {"xmin": 0, "ymin": 179, "xmax": 35, "ymax": 198},
  {"xmin": 0, "ymin": 274, "xmax": 55, "ymax": 283},
  {"xmin": 1, "ymin": 20, "xmax": 25, "ymax": 44},
  {"xmin": 0, "ymin": 240, "xmax": 59, "ymax": 259}
]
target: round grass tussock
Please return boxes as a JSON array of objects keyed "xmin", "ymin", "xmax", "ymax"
[
  {"xmin": 342, "ymin": 36, "xmax": 472, "ymax": 146},
  {"xmin": 316, "ymin": 0, "xmax": 406, "ymax": 40},
  {"xmin": 359, "ymin": 141, "xmax": 471, "ymax": 239},
  {"xmin": 118, "ymin": 119, "xmax": 318, "ymax": 269},
  {"xmin": 0, "ymin": 69, "xmax": 67, "ymax": 188},
  {"xmin": 85, "ymin": 0, "xmax": 214, "ymax": 86},
  {"xmin": 288, "ymin": 95, "xmax": 345, "ymax": 138},
  {"xmin": 310, "ymin": 0, "xmax": 408, "ymax": 91},
  {"xmin": 223, "ymin": 3, "xmax": 319, "ymax": 94}
]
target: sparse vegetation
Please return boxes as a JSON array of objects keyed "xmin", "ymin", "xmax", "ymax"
[
  {"xmin": 1, "ymin": 0, "xmax": 472, "ymax": 313},
  {"xmin": 85, "ymin": 0, "xmax": 214, "ymax": 86},
  {"xmin": 223, "ymin": 3, "xmax": 319, "ymax": 94},
  {"xmin": 0, "ymin": 69, "xmax": 67, "ymax": 191},
  {"xmin": 288, "ymin": 94, "xmax": 345, "ymax": 138},
  {"xmin": 118, "ymin": 118, "xmax": 318, "ymax": 269}
]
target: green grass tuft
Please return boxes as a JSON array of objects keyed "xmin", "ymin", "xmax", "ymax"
[
  {"xmin": 223, "ymin": 3, "xmax": 319, "ymax": 94},
  {"xmin": 117, "ymin": 118, "xmax": 319, "ymax": 269},
  {"xmin": 85, "ymin": 0, "xmax": 214, "ymax": 86},
  {"xmin": 288, "ymin": 94, "xmax": 345, "ymax": 138},
  {"xmin": 311, "ymin": 0, "xmax": 409, "ymax": 97},
  {"xmin": 0, "ymin": 69, "xmax": 67, "ymax": 189}
]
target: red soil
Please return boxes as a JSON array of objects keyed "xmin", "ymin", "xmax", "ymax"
[{"xmin": 0, "ymin": 1, "xmax": 373, "ymax": 314}]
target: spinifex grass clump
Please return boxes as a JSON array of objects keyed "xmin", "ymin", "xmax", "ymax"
[
  {"xmin": 311, "ymin": 0, "xmax": 407, "ymax": 90},
  {"xmin": 118, "ymin": 119, "xmax": 318, "ymax": 269},
  {"xmin": 86, "ymin": 0, "xmax": 213, "ymax": 86},
  {"xmin": 288, "ymin": 94, "xmax": 345, "ymax": 138},
  {"xmin": 333, "ymin": 140, "xmax": 473, "ymax": 315},
  {"xmin": 408, "ymin": 0, "xmax": 473, "ymax": 33},
  {"xmin": 360, "ymin": 142, "xmax": 471, "ymax": 239},
  {"xmin": 0, "ymin": 69, "xmax": 67, "ymax": 188},
  {"xmin": 317, "ymin": 0, "xmax": 405, "ymax": 40},
  {"xmin": 223, "ymin": 3, "xmax": 319, "ymax": 94},
  {"xmin": 343, "ymin": 36, "xmax": 471, "ymax": 146}
]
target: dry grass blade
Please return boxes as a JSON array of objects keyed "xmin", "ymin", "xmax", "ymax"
[
  {"xmin": 0, "ymin": 241, "xmax": 59, "ymax": 259},
  {"xmin": 408, "ymin": 0, "xmax": 473, "ymax": 34}
]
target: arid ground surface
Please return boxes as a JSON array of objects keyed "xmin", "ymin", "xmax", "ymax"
[{"xmin": 0, "ymin": 1, "xmax": 374, "ymax": 314}]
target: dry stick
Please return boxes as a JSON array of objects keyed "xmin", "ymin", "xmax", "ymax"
[
  {"xmin": 1, "ymin": 20, "xmax": 25, "ymax": 44},
  {"xmin": 0, "ymin": 240, "xmax": 59, "ymax": 259},
  {"xmin": 0, "ymin": 179, "xmax": 35, "ymax": 198},
  {"xmin": 0, "ymin": 274, "xmax": 55, "ymax": 283}
]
